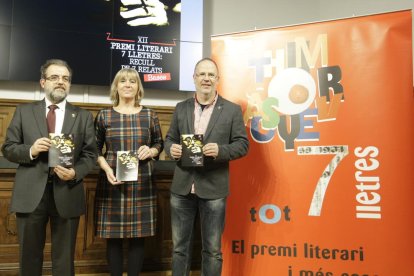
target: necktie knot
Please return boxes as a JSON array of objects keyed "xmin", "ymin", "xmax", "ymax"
[{"xmin": 49, "ymin": 104, "xmax": 58, "ymax": 111}]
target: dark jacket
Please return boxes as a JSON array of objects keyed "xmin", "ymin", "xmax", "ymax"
[
  {"xmin": 2, "ymin": 100, "xmax": 98, "ymax": 218},
  {"xmin": 164, "ymin": 95, "xmax": 249, "ymax": 199}
]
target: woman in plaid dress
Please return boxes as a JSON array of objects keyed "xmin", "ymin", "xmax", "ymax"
[{"xmin": 94, "ymin": 68, "xmax": 164, "ymax": 276}]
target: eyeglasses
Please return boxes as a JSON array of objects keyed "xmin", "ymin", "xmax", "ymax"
[
  {"xmin": 196, "ymin": 72, "xmax": 218, "ymax": 80},
  {"xmin": 44, "ymin": 75, "xmax": 71, "ymax": 83}
]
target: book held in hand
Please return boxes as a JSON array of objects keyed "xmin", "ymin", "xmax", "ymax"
[
  {"xmin": 116, "ymin": 151, "xmax": 139, "ymax": 182},
  {"xmin": 181, "ymin": 134, "xmax": 203, "ymax": 167},
  {"xmin": 49, "ymin": 133, "xmax": 74, "ymax": 167}
]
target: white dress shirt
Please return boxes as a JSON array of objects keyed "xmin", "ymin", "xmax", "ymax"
[
  {"xmin": 29, "ymin": 98, "xmax": 67, "ymax": 159},
  {"xmin": 45, "ymin": 98, "xmax": 66, "ymax": 134}
]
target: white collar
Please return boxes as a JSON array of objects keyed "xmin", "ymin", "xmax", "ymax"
[{"xmin": 45, "ymin": 98, "xmax": 66, "ymax": 111}]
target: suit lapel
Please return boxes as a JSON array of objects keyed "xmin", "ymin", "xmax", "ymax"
[
  {"xmin": 61, "ymin": 102, "xmax": 78, "ymax": 134},
  {"xmin": 33, "ymin": 100, "xmax": 48, "ymax": 137},
  {"xmin": 186, "ymin": 98, "xmax": 195, "ymax": 133},
  {"xmin": 204, "ymin": 96, "xmax": 224, "ymax": 140}
]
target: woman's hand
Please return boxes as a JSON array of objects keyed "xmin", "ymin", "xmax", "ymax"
[
  {"xmin": 105, "ymin": 168, "xmax": 123, "ymax": 185},
  {"xmin": 138, "ymin": 145, "xmax": 157, "ymax": 160}
]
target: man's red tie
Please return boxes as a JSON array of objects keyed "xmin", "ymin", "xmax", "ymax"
[{"xmin": 47, "ymin": 105, "xmax": 58, "ymax": 133}]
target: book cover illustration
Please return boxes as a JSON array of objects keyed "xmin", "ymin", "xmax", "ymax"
[
  {"xmin": 116, "ymin": 151, "xmax": 139, "ymax": 182},
  {"xmin": 48, "ymin": 133, "xmax": 75, "ymax": 167},
  {"xmin": 181, "ymin": 134, "xmax": 204, "ymax": 167}
]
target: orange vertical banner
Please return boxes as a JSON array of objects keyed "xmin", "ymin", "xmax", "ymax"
[{"xmin": 212, "ymin": 10, "xmax": 413, "ymax": 276}]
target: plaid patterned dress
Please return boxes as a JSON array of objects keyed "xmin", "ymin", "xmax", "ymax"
[{"xmin": 94, "ymin": 107, "xmax": 163, "ymax": 238}]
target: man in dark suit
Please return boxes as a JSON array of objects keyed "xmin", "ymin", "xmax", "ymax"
[
  {"xmin": 1, "ymin": 59, "xmax": 98, "ymax": 276},
  {"xmin": 164, "ymin": 58, "xmax": 249, "ymax": 276}
]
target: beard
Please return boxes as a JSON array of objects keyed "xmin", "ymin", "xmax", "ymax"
[{"xmin": 46, "ymin": 87, "xmax": 68, "ymax": 103}]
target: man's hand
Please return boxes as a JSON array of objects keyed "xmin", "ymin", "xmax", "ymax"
[
  {"xmin": 120, "ymin": 0, "xmax": 168, "ymax": 26},
  {"xmin": 170, "ymin": 143, "xmax": 182, "ymax": 159},
  {"xmin": 203, "ymin": 143, "xmax": 219, "ymax": 158},
  {"xmin": 30, "ymin": 137, "xmax": 51, "ymax": 157},
  {"xmin": 54, "ymin": 166, "xmax": 76, "ymax": 181}
]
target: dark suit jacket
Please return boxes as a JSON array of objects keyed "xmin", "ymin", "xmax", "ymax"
[
  {"xmin": 164, "ymin": 95, "xmax": 249, "ymax": 199},
  {"xmin": 1, "ymin": 100, "xmax": 98, "ymax": 218}
]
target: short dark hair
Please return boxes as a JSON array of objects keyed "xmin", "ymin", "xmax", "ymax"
[{"xmin": 40, "ymin": 59, "xmax": 72, "ymax": 79}]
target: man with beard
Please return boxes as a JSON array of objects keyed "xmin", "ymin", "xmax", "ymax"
[{"xmin": 1, "ymin": 59, "xmax": 97, "ymax": 276}]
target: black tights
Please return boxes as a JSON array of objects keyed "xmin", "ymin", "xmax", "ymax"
[{"xmin": 106, "ymin": 237, "xmax": 145, "ymax": 276}]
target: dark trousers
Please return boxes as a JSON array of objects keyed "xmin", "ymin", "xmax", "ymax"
[
  {"xmin": 16, "ymin": 180, "xmax": 80, "ymax": 276},
  {"xmin": 106, "ymin": 237, "xmax": 146, "ymax": 276}
]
